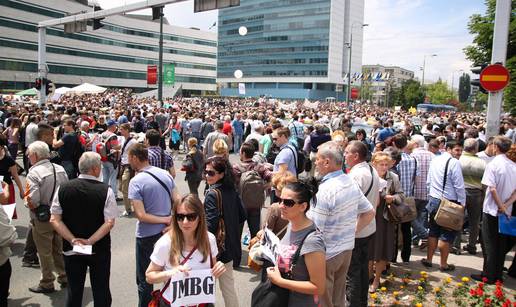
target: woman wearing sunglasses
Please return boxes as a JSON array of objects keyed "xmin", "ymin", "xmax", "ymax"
[
  {"xmin": 145, "ymin": 194, "xmax": 226, "ymax": 305},
  {"xmin": 265, "ymin": 182, "xmax": 326, "ymax": 307},
  {"xmin": 203, "ymin": 156, "xmax": 246, "ymax": 307}
]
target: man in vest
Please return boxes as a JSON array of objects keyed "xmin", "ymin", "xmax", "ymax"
[
  {"xmin": 25, "ymin": 141, "xmax": 68, "ymax": 293},
  {"xmin": 100, "ymin": 120, "xmax": 120, "ymax": 198},
  {"xmin": 50, "ymin": 152, "xmax": 117, "ymax": 306},
  {"xmin": 119, "ymin": 123, "xmax": 138, "ymax": 216}
]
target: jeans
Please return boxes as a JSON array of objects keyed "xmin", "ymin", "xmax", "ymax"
[
  {"xmin": 64, "ymin": 252, "xmax": 112, "ymax": 307},
  {"xmin": 412, "ymin": 199, "xmax": 429, "ymax": 241},
  {"xmin": 62, "ymin": 160, "xmax": 77, "ymax": 180},
  {"xmin": 102, "ymin": 162, "xmax": 118, "ymax": 197},
  {"xmin": 136, "ymin": 233, "xmax": 162, "ymax": 307},
  {"xmin": 0, "ymin": 259, "xmax": 11, "ymax": 307},
  {"xmin": 347, "ymin": 235, "xmax": 373, "ymax": 307},
  {"xmin": 233, "ymin": 134, "xmax": 243, "ymax": 153}
]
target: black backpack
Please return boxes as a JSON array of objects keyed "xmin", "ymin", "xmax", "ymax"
[
  {"xmin": 287, "ymin": 145, "xmax": 310, "ymax": 175},
  {"xmin": 266, "ymin": 135, "xmax": 281, "ymax": 164}
]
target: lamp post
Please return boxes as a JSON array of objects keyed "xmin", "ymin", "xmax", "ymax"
[
  {"xmin": 421, "ymin": 54, "xmax": 437, "ymax": 86},
  {"xmin": 346, "ymin": 22, "xmax": 368, "ymax": 104}
]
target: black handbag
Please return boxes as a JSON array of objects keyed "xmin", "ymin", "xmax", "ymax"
[
  {"xmin": 35, "ymin": 163, "xmax": 56, "ymax": 222},
  {"xmin": 251, "ymin": 228, "xmax": 315, "ymax": 307}
]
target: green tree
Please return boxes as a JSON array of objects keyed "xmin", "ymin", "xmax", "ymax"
[
  {"xmin": 426, "ymin": 79, "xmax": 455, "ymax": 104},
  {"xmin": 401, "ymin": 79, "xmax": 425, "ymax": 108},
  {"xmin": 360, "ymin": 81, "xmax": 373, "ymax": 102},
  {"xmin": 464, "ymin": 0, "xmax": 516, "ymax": 115},
  {"xmin": 458, "ymin": 73, "xmax": 471, "ymax": 103}
]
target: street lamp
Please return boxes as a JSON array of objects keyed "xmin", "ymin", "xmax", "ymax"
[
  {"xmin": 421, "ymin": 54, "xmax": 437, "ymax": 86},
  {"xmin": 346, "ymin": 22, "xmax": 368, "ymax": 104}
]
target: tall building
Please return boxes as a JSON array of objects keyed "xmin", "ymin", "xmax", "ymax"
[
  {"xmin": 217, "ymin": 0, "xmax": 365, "ymax": 100},
  {"xmin": 362, "ymin": 64, "xmax": 415, "ymax": 105},
  {"xmin": 0, "ymin": 0, "xmax": 217, "ymax": 95}
]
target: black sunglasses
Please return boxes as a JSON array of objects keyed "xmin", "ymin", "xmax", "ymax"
[
  {"xmin": 204, "ymin": 170, "xmax": 217, "ymax": 177},
  {"xmin": 175, "ymin": 213, "xmax": 198, "ymax": 222},
  {"xmin": 279, "ymin": 197, "xmax": 298, "ymax": 207}
]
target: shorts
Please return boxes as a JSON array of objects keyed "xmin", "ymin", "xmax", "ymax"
[{"xmin": 426, "ymin": 196, "xmax": 457, "ymax": 243}]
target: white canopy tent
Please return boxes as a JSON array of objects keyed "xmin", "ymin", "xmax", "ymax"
[
  {"xmin": 55, "ymin": 87, "xmax": 71, "ymax": 94},
  {"xmin": 67, "ymin": 83, "xmax": 107, "ymax": 95}
]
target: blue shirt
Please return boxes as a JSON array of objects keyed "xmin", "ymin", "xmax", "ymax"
[
  {"xmin": 273, "ymin": 143, "xmax": 297, "ymax": 175},
  {"xmin": 396, "ymin": 152, "xmax": 418, "ymax": 197},
  {"xmin": 427, "ymin": 152, "xmax": 466, "ymax": 205},
  {"xmin": 307, "ymin": 170, "xmax": 373, "ymax": 259},
  {"xmin": 231, "ymin": 119, "xmax": 244, "ymax": 136},
  {"xmin": 128, "ymin": 166, "xmax": 175, "ymax": 238}
]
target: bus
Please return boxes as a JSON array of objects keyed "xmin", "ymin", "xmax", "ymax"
[{"xmin": 416, "ymin": 103, "xmax": 457, "ymax": 113}]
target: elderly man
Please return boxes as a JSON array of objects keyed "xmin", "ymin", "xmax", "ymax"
[
  {"xmin": 471, "ymin": 136, "xmax": 516, "ymax": 284},
  {"xmin": 344, "ymin": 141, "xmax": 380, "ymax": 307},
  {"xmin": 25, "ymin": 141, "xmax": 68, "ymax": 293},
  {"xmin": 50, "ymin": 152, "xmax": 117, "ymax": 306},
  {"xmin": 453, "ymin": 138, "xmax": 486, "ymax": 255},
  {"xmin": 308, "ymin": 141, "xmax": 375, "ymax": 307}
]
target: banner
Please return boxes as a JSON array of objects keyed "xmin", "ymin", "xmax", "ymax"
[
  {"xmin": 163, "ymin": 64, "xmax": 175, "ymax": 85},
  {"xmin": 278, "ymin": 101, "xmax": 296, "ymax": 111},
  {"xmin": 303, "ymin": 99, "xmax": 319, "ymax": 109},
  {"xmin": 261, "ymin": 228, "xmax": 281, "ymax": 265},
  {"xmin": 165, "ymin": 269, "xmax": 216, "ymax": 307},
  {"xmin": 147, "ymin": 65, "xmax": 157, "ymax": 84},
  {"xmin": 238, "ymin": 83, "xmax": 246, "ymax": 95}
]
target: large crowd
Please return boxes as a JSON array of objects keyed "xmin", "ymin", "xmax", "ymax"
[{"xmin": 0, "ymin": 88, "xmax": 515, "ymax": 307}]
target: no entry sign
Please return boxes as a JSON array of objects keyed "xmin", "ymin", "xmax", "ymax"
[{"xmin": 480, "ymin": 64, "xmax": 510, "ymax": 92}]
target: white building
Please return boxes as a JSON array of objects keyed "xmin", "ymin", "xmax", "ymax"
[{"xmin": 362, "ymin": 64, "xmax": 415, "ymax": 105}]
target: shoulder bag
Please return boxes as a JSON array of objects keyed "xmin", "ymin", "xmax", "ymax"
[
  {"xmin": 434, "ymin": 158, "xmax": 465, "ymax": 231},
  {"xmin": 384, "ymin": 160, "xmax": 417, "ymax": 224},
  {"xmin": 148, "ymin": 246, "xmax": 198, "ymax": 307},
  {"xmin": 35, "ymin": 163, "xmax": 56, "ymax": 222},
  {"xmin": 251, "ymin": 228, "xmax": 315, "ymax": 307},
  {"xmin": 213, "ymin": 189, "xmax": 226, "ymax": 253}
]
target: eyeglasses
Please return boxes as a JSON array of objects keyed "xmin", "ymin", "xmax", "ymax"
[
  {"xmin": 279, "ymin": 197, "xmax": 298, "ymax": 207},
  {"xmin": 175, "ymin": 213, "xmax": 198, "ymax": 222},
  {"xmin": 204, "ymin": 170, "xmax": 217, "ymax": 177}
]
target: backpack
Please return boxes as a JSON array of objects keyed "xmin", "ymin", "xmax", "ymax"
[
  {"xmin": 96, "ymin": 134, "xmax": 118, "ymax": 163},
  {"xmin": 287, "ymin": 145, "xmax": 310, "ymax": 175},
  {"xmin": 134, "ymin": 118, "xmax": 145, "ymax": 133},
  {"xmin": 265, "ymin": 135, "xmax": 281, "ymax": 164},
  {"xmin": 239, "ymin": 166, "xmax": 265, "ymax": 211}
]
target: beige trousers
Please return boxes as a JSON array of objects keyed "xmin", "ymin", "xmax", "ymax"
[
  {"xmin": 32, "ymin": 219, "xmax": 67, "ymax": 289},
  {"xmin": 321, "ymin": 250, "xmax": 353, "ymax": 307},
  {"xmin": 218, "ymin": 261, "xmax": 239, "ymax": 307}
]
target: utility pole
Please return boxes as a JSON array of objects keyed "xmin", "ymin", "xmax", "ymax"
[
  {"xmin": 421, "ymin": 54, "xmax": 437, "ymax": 87},
  {"xmin": 157, "ymin": 6, "xmax": 164, "ymax": 106},
  {"xmin": 486, "ymin": 0, "xmax": 510, "ymax": 138},
  {"xmin": 346, "ymin": 23, "xmax": 368, "ymax": 104},
  {"xmin": 38, "ymin": 27, "xmax": 47, "ymax": 105}
]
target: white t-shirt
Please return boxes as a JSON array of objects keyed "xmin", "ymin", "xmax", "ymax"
[
  {"xmin": 150, "ymin": 232, "xmax": 218, "ymax": 272},
  {"xmin": 481, "ymin": 154, "xmax": 516, "ymax": 217}
]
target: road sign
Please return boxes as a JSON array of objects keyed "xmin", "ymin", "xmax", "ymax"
[
  {"xmin": 163, "ymin": 64, "xmax": 175, "ymax": 85},
  {"xmin": 147, "ymin": 65, "xmax": 157, "ymax": 84},
  {"xmin": 351, "ymin": 87, "xmax": 359, "ymax": 99},
  {"xmin": 480, "ymin": 64, "xmax": 510, "ymax": 92}
]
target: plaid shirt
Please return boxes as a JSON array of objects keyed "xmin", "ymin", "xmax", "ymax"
[
  {"xmin": 411, "ymin": 148, "xmax": 434, "ymax": 200},
  {"xmin": 396, "ymin": 152, "xmax": 418, "ymax": 197},
  {"xmin": 148, "ymin": 146, "xmax": 174, "ymax": 170}
]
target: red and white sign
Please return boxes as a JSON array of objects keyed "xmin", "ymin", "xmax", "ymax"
[
  {"xmin": 147, "ymin": 65, "xmax": 157, "ymax": 85},
  {"xmin": 480, "ymin": 64, "xmax": 510, "ymax": 92},
  {"xmin": 351, "ymin": 88, "xmax": 359, "ymax": 99}
]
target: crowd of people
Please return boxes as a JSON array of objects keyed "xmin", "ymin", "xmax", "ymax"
[{"xmin": 0, "ymin": 88, "xmax": 515, "ymax": 307}]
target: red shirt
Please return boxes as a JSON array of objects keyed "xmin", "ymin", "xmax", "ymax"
[{"xmin": 223, "ymin": 122, "xmax": 232, "ymax": 135}]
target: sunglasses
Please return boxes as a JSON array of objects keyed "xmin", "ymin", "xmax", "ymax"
[
  {"xmin": 175, "ymin": 213, "xmax": 198, "ymax": 222},
  {"xmin": 204, "ymin": 170, "xmax": 217, "ymax": 177},
  {"xmin": 279, "ymin": 197, "xmax": 298, "ymax": 207}
]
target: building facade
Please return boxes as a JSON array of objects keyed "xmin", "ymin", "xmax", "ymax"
[
  {"xmin": 362, "ymin": 64, "xmax": 415, "ymax": 105},
  {"xmin": 217, "ymin": 0, "xmax": 365, "ymax": 100},
  {"xmin": 0, "ymin": 0, "xmax": 217, "ymax": 95}
]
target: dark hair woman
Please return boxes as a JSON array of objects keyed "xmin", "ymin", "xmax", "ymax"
[{"xmin": 203, "ymin": 156, "xmax": 246, "ymax": 307}]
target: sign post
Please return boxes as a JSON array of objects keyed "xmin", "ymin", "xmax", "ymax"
[{"xmin": 479, "ymin": 64, "xmax": 510, "ymax": 92}]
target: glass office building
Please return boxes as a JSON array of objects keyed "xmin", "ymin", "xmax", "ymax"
[
  {"xmin": 0, "ymin": 0, "xmax": 217, "ymax": 95},
  {"xmin": 217, "ymin": 0, "xmax": 365, "ymax": 100}
]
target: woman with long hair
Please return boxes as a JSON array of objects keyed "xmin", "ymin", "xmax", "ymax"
[
  {"xmin": 203, "ymin": 156, "xmax": 246, "ymax": 307},
  {"xmin": 3, "ymin": 118, "xmax": 21, "ymax": 159},
  {"xmin": 368, "ymin": 152, "xmax": 405, "ymax": 292},
  {"xmin": 262, "ymin": 182, "xmax": 325, "ymax": 306},
  {"xmin": 0, "ymin": 138, "xmax": 24, "ymax": 217},
  {"xmin": 146, "ymin": 194, "xmax": 226, "ymax": 305}
]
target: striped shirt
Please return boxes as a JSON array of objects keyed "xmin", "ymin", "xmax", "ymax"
[
  {"xmin": 307, "ymin": 170, "xmax": 373, "ymax": 259},
  {"xmin": 148, "ymin": 146, "xmax": 173, "ymax": 171},
  {"xmin": 411, "ymin": 148, "xmax": 434, "ymax": 200},
  {"xmin": 397, "ymin": 152, "xmax": 418, "ymax": 197}
]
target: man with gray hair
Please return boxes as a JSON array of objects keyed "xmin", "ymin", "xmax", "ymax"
[
  {"xmin": 453, "ymin": 138, "xmax": 486, "ymax": 255},
  {"xmin": 308, "ymin": 141, "xmax": 375, "ymax": 307},
  {"xmin": 410, "ymin": 134, "xmax": 434, "ymax": 249},
  {"xmin": 25, "ymin": 141, "xmax": 68, "ymax": 293},
  {"xmin": 203, "ymin": 120, "xmax": 230, "ymax": 159},
  {"xmin": 50, "ymin": 152, "xmax": 117, "ymax": 306}
]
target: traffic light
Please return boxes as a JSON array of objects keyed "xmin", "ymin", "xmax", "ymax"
[
  {"xmin": 470, "ymin": 64, "xmax": 488, "ymax": 94},
  {"xmin": 35, "ymin": 78, "xmax": 43, "ymax": 90},
  {"xmin": 45, "ymin": 80, "xmax": 54, "ymax": 95},
  {"xmin": 93, "ymin": 5, "xmax": 104, "ymax": 30},
  {"xmin": 152, "ymin": 6, "xmax": 163, "ymax": 20}
]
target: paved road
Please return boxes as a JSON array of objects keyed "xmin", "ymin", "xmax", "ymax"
[{"xmin": 6, "ymin": 153, "xmax": 515, "ymax": 306}]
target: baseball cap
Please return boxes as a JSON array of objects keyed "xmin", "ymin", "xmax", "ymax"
[
  {"xmin": 377, "ymin": 128, "xmax": 394, "ymax": 142},
  {"xmin": 107, "ymin": 119, "xmax": 118, "ymax": 127}
]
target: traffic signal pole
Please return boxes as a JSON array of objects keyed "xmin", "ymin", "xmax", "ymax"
[
  {"xmin": 38, "ymin": 27, "xmax": 47, "ymax": 105},
  {"xmin": 486, "ymin": 0, "xmax": 510, "ymax": 138},
  {"xmin": 158, "ymin": 6, "xmax": 164, "ymax": 106}
]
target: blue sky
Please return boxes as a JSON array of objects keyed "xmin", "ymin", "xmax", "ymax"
[{"xmin": 98, "ymin": 0, "xmax": 487, "ymax": 88}]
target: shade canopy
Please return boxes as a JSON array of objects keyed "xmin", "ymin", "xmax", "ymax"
[
  {"xmin": 16, "ymin": 88, "xmax": 38, "ymax": 96},
  {"xmin": 68, "ymin": 83, "xmax": 107, "ymax": 94}
]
